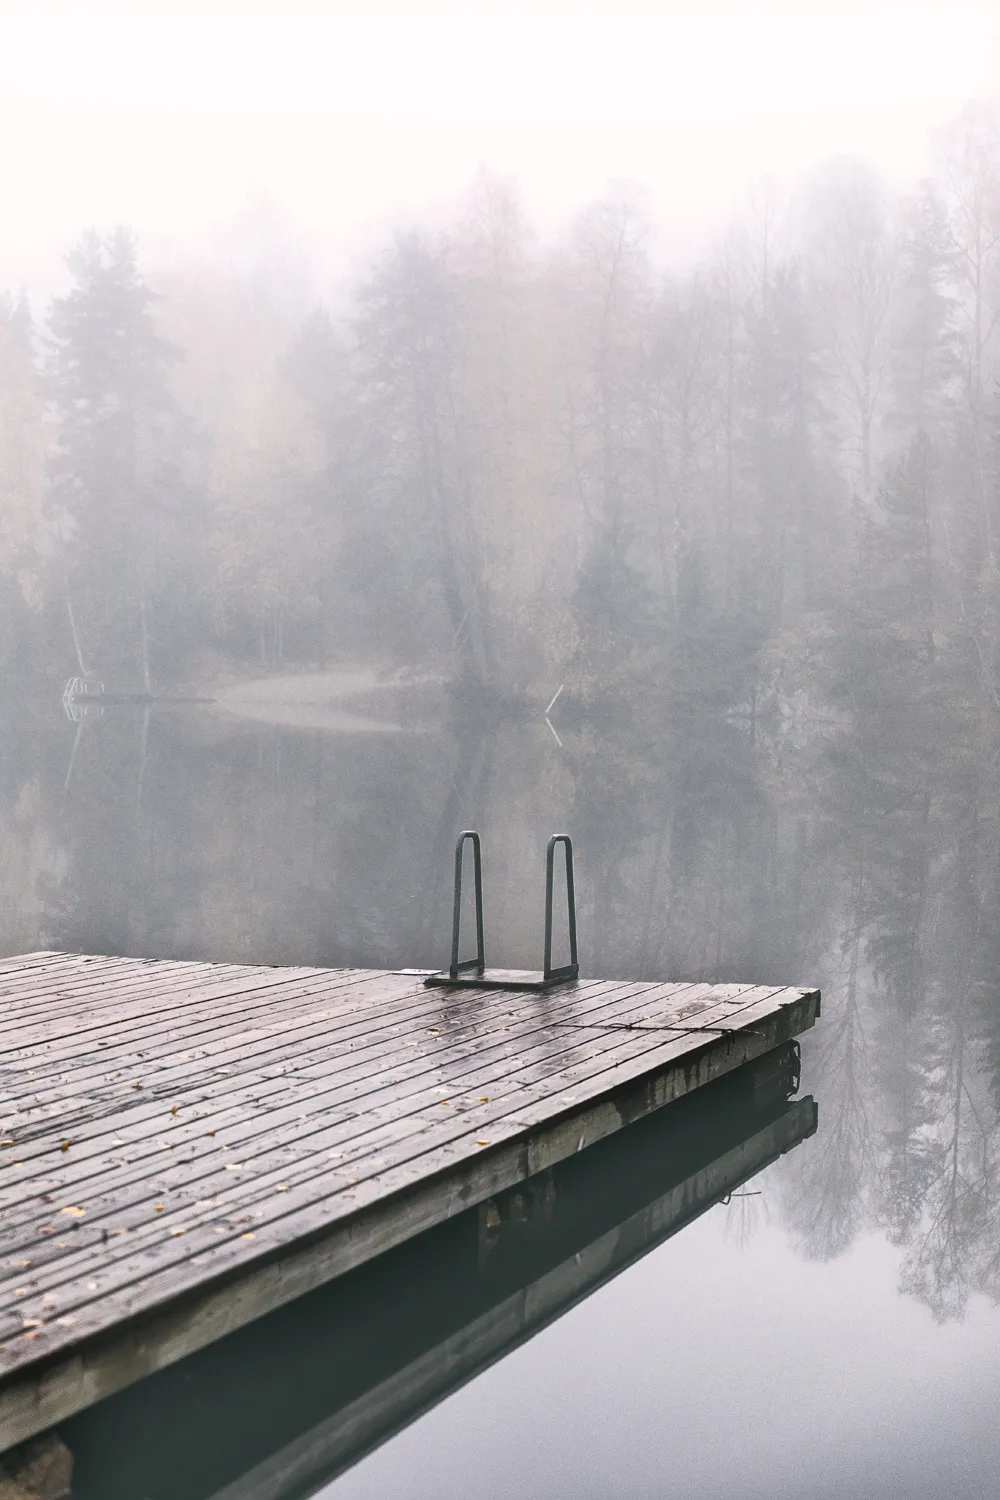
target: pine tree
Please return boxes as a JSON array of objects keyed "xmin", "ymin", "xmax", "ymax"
[
  {"xmin": 889, "ymin": 183, "xmax": 956, "ymax": 440},
  {"xmin": 845, "ymin": 434, "xmax": 938, "ymax": 704},
  {"xmin": 47, "ymin": 228, "xmax": 194, "ymax": 690},
  {"xmin": 572, "ymin": 517, "xmax": 659, "ymax": 695},
  {"xmin": 740, "ymin": 254, "xmax": 836, "ymax": 623},
  {"xmin": 0, "ymin": 292, "xmax": 47, "ymax": 675},
  {"xmin": 353, "ymin": 231, "xmax": 497, "ymax": 684}
]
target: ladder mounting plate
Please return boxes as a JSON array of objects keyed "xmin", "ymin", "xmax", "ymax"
[{"xmin": 424, "ymin": 966, "xmax": 578, "ymax": 992}]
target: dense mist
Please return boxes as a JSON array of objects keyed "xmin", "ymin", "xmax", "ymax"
[
  {"xmin": 6, "ymin": 40, "xmax": 1000, "ymax": 1500},
  {"xmin": 5, "ymin": 60, "xmax": 1000, "ymax": 1355},
  {"xmin": 3, "ymin": 98, "xmax": 1000, "ymax": 728}
]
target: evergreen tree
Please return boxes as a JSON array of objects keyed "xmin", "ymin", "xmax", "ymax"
[
  {"xmin": 740, "ymin": 255, "xmax": 837, "ymax": 623},
  {"xmin": 47, "ymin": 228, "xmax": 198, "ymax": 690},
  {"xmin": 867, "ymin": 435, "xmax": 938, "ymax": 668},
  {"xmin": 353, "ymin": 231, "xmax": 497, "ymax": 684},
  {"xmin": 282, "ymin": 307, "xmax": 354, "ymax": 657},
  {"xmin": 803, "ymin": 158, "xmax": 896, "ymax": 504},
  {"xmin": 889, "ymin": 183, "xmax": 956, "ymax": 440},
  {"xmin": 572, "ymin": 517, "xmax": 659, "ymax": 696},
  {"xmin": 0, "ymin": 292, "xmax": 47, "ymax": 673}
]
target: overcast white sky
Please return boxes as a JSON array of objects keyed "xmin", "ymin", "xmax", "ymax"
[{"xmin": 0, "ymin": 3, "xmax": 996, "ymax": 296}]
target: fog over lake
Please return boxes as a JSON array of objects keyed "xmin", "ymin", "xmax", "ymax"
[{"xmin": 3, "ymin": 5, "xmax": 1000, "ymax": 1495}]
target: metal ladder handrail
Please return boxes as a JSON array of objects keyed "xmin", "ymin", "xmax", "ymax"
[
  {"xmin": 449, "ymin": 830, "xmax": 486, "ymax": 979},
  {"xmin": 543, "ymin": 834, "xmax": 579, "ymax": 983},
  {"xmin": 440, "ymin": 829, "xmax": 578, "ymax": 988}
]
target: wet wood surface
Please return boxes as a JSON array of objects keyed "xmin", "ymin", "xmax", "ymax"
[{"xmin": 0, "ymin": 951, "xmax": 819, "ymax": 1450}]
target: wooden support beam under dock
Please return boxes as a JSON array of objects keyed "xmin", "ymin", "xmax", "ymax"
[{"xmin": 0, "ymin": 951, "xmax": 820, "ymax": 1452}]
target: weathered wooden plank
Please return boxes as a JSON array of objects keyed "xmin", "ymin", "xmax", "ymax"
[
  {"xmin": 0, "ymin": 971, "xmax": 604, "ymax": 1106},
  {"xmin": 0, "ymin": 970, "xmax": 639, "ymax": 1109},
  {"xmin": 0, "ymin": 951, "xmax": 819, "ymax": 1453},
  {"xmin": 0, "ymin": 952, "xmax": 72, "ymax": 978},
  {"xmin": 0, "ymin": 961, "xmax": 370, "ymax": 1043},
  {"xmin": 1, "ymin": 969, "xmax": 732, "ymax": 1160},
  {"xmin": 0, "ymin": 981, "xmax": 713, "ymax": 1297},
  {"xmin": 34, "ymin": 1054, "xmax": 812, "ymax": 1499},
  {"xmin": 1, "ymin": 984, "xmax": 779, "ymax": 1242},
  {"xmin": 0, "ymin": 955, "xmax": 234, "ymax": 1016},
  {"xmin": 0, "ymin": 984, "xmax": 785, "ymax": 1314},
  {"xmin": 0, "ymin": 982, "xmax": 791, "ymax": 1310},
  {"xmin": 0, "ymin": 978, "xmax": 757, "ymax": 1283},
  {"xmin": 0, "ymin": 978, "xmax": 656, "ymax": 1212},
  {"xmin": 1, "ymin": 996, "xmax": 815, "ymax": 1338},
  {"xmin": 0, "ymin": 977, "xmax": 679, "ymax": 1184},
  {"xmin": 5, "ymin": 972, "xmax": 755, "ymax": 1156},
  {"xmin": 0, "ymin": 996, "xmax": 816, "ymax": 1456}
]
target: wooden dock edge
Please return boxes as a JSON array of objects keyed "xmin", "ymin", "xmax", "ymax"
[
  {"xmin": 0, "ymin": 987, "xmax": 819, "ymax": 1452},
  {"xmin": 208, "ymin": 1097, "xmax": 819, "ymax": 1500}
]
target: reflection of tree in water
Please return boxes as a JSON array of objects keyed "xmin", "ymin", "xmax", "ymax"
[
  {"xmin": 560, "ymin": 689, "xmax": 1000, "ymax": 1320},
  {"xmin": 721, "ymin": 1184, "xmax": 771, "ymax": 1249},
  {"xmin": 568, "ymin": 716, "xmax": 835, "ymax": 989},
  {"xmin": 783, "ymin": 917, "xmax": 877, "ymax": 1261},
  {"xmin": 779, "ymin": 705, "xmax": 1000, "ymax": 1320},
  {"xmin": 890, "ymin": 769, "xmax": 1000, "ymax": 1322},
  {"xmin": 7, "ymin": 683, "xmax": 1000, "ymax": 1322}
]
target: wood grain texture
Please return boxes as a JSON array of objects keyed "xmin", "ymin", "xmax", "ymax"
[{"xmin": 0, "ymin": 952, "xmax": 819, "ymax": 1451}]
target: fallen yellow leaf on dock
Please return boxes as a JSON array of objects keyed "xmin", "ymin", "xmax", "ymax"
[
  {"xmin": 475, "ymin": 1140, "xmax": 490, "ymax": 1146},
  {"xmin": 59, "ymin": 1206, "xmax": 85, "ymax": 1217}
]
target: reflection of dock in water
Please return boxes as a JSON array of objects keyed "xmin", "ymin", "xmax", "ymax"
[
  {"xmin": 0, "ymin": 952, "xmax": 819, "ymax": 1460},
  {"xmin": 55, "ymin": 1045, "xmax": 816, "ymax": 1500}
]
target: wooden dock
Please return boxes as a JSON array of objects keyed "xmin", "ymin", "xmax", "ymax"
[
  {"xmin": 54, "ymin": 1046, "xmax": 815, "ymax": 1500},
  {"xmin": 0, "ymin": 950, "xmax": 820, "ymax": 1452}
]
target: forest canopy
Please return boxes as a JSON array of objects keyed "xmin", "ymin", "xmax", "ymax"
[{"xmin": 5, "ymin": 99, "xmax": 1000, "ymax": 718}]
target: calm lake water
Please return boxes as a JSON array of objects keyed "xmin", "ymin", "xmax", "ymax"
[{"xmin": 6, "ymin": 684, "xmax": 1000, "ymax": 1498}]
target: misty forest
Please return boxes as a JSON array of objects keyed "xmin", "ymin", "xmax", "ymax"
[
  {"xmin": 10, "ymin": 103, "xmax": 1000, "ymax": 709},
  {"xmin": 6, "ymin": 97, "xmax": 1000, "ymax": 1330}
]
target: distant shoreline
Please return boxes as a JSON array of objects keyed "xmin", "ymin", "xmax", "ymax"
[{"xmin": 209, "ymin": 665, "xmax": 443, "ymax": 734}]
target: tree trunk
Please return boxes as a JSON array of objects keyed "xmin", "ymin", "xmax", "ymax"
[{"xmin": 139, "ymin": 589, "xmax": 153, "ymax": 697}]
